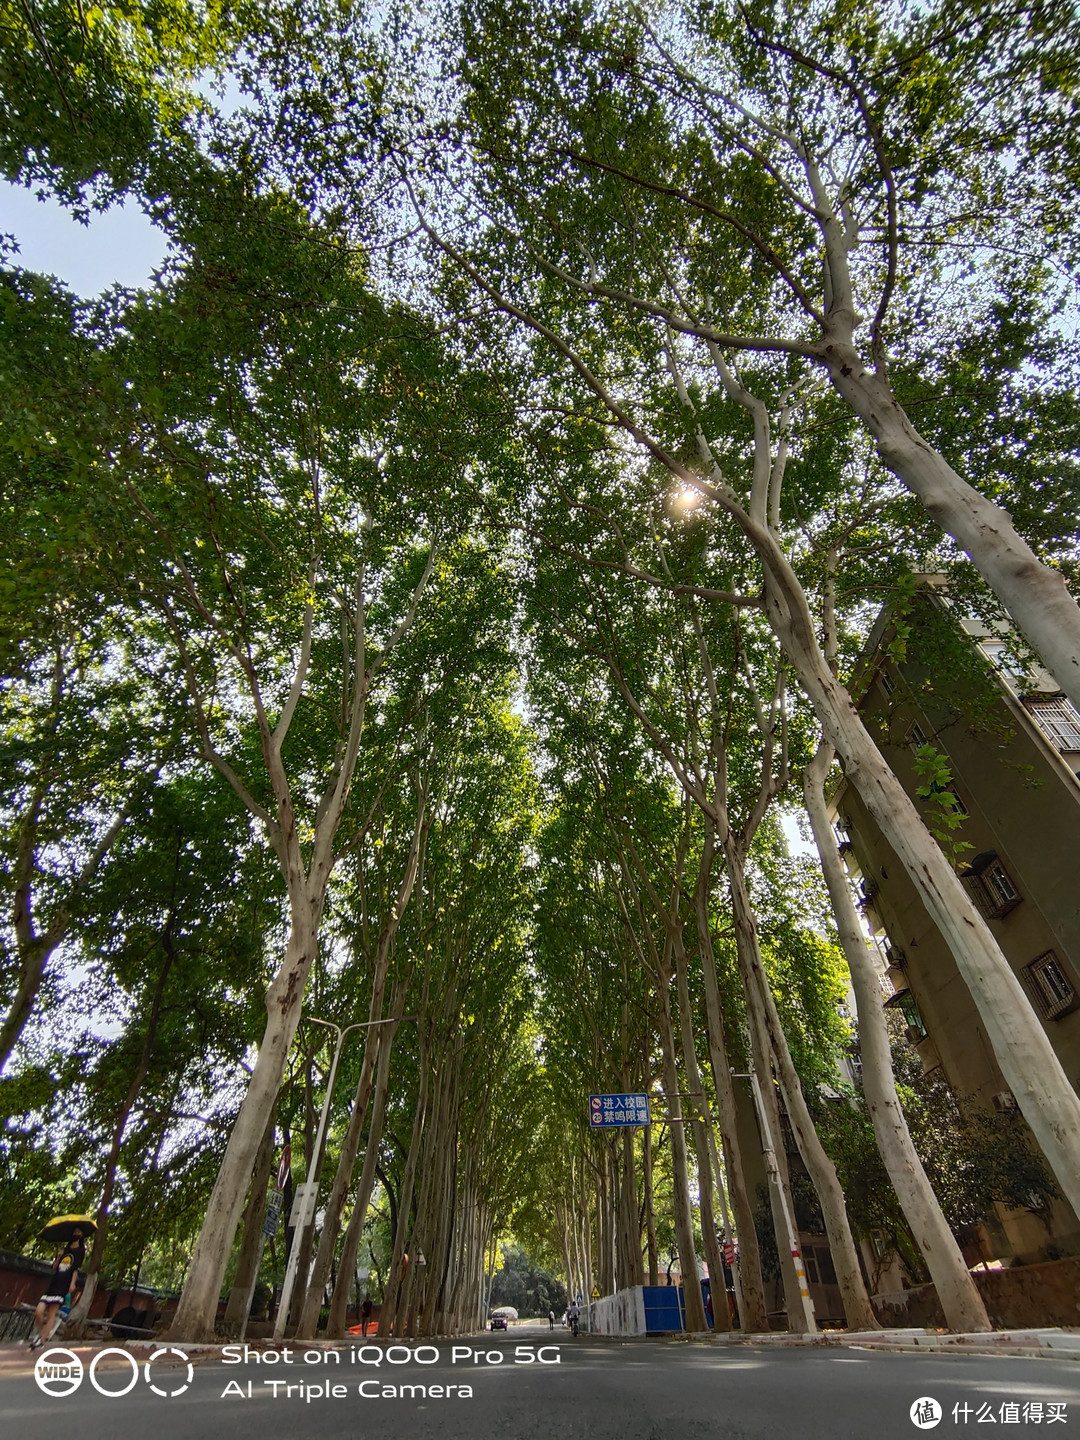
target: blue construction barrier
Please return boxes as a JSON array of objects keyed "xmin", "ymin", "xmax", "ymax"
[
  {"xmin": 641, "ymin": 1280, "xmax": 718, "ymax": 1332},
  {"xmin": 642, "ymin": 1285, "xmax": 684, "ymax": 1332}
]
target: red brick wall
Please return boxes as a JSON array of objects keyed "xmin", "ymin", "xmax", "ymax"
[{"xmin": 0, "ymin": 1251, "xmax": 175, "ymax": 1317}]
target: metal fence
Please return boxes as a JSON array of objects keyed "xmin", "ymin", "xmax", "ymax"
[{"xmin": 0, "ymin": 1306, "xmax": 35, "ymax": 1343}]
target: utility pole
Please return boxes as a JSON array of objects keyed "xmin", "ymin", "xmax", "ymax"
[{"xmin": 272, "ymin": 1016, "xmax": 404, "ymax": 1341}]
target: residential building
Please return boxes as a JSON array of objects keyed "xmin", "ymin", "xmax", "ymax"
[{"xmin": 831, "ymin": 579, "xmax": 1080, "ymax": 1261}]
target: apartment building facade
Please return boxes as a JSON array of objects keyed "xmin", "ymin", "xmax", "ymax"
[{"xmin": 832, "ymin": 581, "xmax": 1080, "ymax": 1261}]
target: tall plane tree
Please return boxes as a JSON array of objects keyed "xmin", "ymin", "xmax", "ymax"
[
  {"xmin": 446, "ymin": 0, "xmax": 1080, "ymax": 710},
  {"xmin": 381, "ymin": 9, "xmax": 1080, "ymax": 1232},
  {"xmin": 9, "ymin": 167, "xmax": 496, "ymax": 1336}
]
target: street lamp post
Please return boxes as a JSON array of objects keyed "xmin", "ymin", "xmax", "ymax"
[{"xmin": 272, "ymin": 1015, "xmax": 402, "ymax": 1341}]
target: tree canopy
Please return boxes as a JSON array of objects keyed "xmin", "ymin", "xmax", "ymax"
[{"xmin": 2, "ymin": 0, "xmax": 1078, "ymax": 1340}]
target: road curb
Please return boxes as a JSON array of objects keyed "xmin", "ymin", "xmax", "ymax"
[{"xmin": 680, "ymin": 1326, "xmax": 1080, "ymax": 1362}]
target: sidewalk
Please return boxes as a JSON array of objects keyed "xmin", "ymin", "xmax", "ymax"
[
  {"xmin": 848, "ymin": 1328, "xmax": 1080, "ymax": 1361},
  {"xmin": 684, "ymin": 1327, "xmax": 1080, "ymax": 1361}
]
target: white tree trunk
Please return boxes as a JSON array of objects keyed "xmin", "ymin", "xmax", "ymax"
[
  {"xmin": 804, "ymin": 742, "xmax": 992, "ymax": 1332},
  {"xmin": 760, "ymin": 563, "xmax": 1080, "ymax": 1227},
  {"xmin": 295, "ymin": 1028, "xmax": 381, "ymax": 1340},
  {"xmin": 620, "ymin": 1127, "xmax": 645, "ymax": 1288},
  {"xmin": 725, "ymin": 844, "xmax": 880, "ymax": 1331},
  {"xmin": 694, "ymin": 828, "xmax": 771, "ymax": 1331},
  {"xmin": 166, "ymin": 899, "xmax": 320, "ymax": 1341},
  {"xmin": 326, "ymin": 1020, "xmax": 397, "ymax": 1338},
  {"xmin": 824, "ymin": 346, "xmax": 1080, "ymax": 714},
  {"xmin": 222, "ymin": 1111, "xmax": 277, "ymax": 1329},
  {"xmin": 296, "ymin": 925, "xmax": 413, "ymax": 1339},
  {"xmin": 744, "ymin": 999, "xmax": 811, "ymax": 1332},
  {"xmin": 378, "ymin": 1056, "xmax": 430, "ymax": 1336},
  {"xmin": 654, "ymin": 966, "xmax": 710, "ymax": 1331},
  {"xmin": 672, "ymin": 921, "xmax": 731, "ymax": 1329},
  {"xmin": 642, "ymin": 1123, "xmax": 659, "ymax": 1285}
]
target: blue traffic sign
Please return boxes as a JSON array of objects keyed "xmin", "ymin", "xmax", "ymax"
[{"xmin": 589, "ymin": 1093, "xmax": 651, "ymax": 1127}]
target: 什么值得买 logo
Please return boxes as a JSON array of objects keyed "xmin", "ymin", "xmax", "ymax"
[{"xmin": 910, "ymin": 1397, "xmax": 942, "ymax": 1429}]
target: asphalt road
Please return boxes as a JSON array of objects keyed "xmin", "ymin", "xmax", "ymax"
[{"xmin": 5, "ymin": 1321, "xmax": 1080, "ymax": 1439}]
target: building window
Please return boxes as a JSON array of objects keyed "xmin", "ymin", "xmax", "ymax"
[
  {"xmin": 943, "ymin": 782, "xmax": 968, "ymax": 816},
  {"xmin": 961, "ymin": 852, "xmax": 1022, "ymax": 919},
  {"xmin": 1024, "ymin": 952, "xmax": 1079, "ymax": 1021},
  {"xmin": 920, "ymin": 776, "xmax": 968, "ymax": 815},
  {"xmin": 812, "ymin": 1245, "xmax": 837, "ymax": 1286},
  {"xmin": 801, "ymin": 1245, "xmax": 838, "ymax": 1287},
  {"xmin": 802, "ymin": 1245, "xmax": 836, "ymax": 1286},
  {"xmin": 898, "ymin": 991, "xmax": 926, "ymax": 1042},
  {"xmin": 886, "ymin": 987, "xmax": 928, "ymax": 1042},
  {"xmin": 878, "ymin": 668, "xmax": 896, "ymax": 700},
  {"xmin": 983, "ymin": 859, "xmax": 1019, "ymax": 909},
  {"xmin": 907, "ymin": 721, "xmax": 927, "ymax": 751},
  {"xmin": 981, "ymin": 640, "xmax": 1029, "ymax": 682},
  {"xmin": 1024, "ymin": 697, "xmax": 1080, "ymax": 753}
]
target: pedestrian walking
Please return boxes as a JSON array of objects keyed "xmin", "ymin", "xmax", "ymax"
[
  {"xmin": 548, "ymin": 1308, "xmax": 555, "ymax": 1330},
  {"xmin": 360, "ymin": 1296, "xmax": 373, "ymax": 1337},
  {"xmin": 31, "ymin": 1228, "xmax": 87, "ymax": 1350}
]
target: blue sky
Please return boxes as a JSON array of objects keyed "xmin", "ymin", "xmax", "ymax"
[
  {"xmin": 0, "ymin": 71, "xmax": 246, "ymax": 296},
  {"xmin": 0, "ymin": 179, "xmax": 168, "ymax": 295}
]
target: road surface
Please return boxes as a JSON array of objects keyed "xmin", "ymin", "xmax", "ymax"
[{"xmin": 4, "ymin": 1321, "xmax": 1079, "ymax": 1439}]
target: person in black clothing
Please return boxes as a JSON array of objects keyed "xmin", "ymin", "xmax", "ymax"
[
  {"xmin": 30, "ymin": 1230, "xmax": 86, "ymax": 1350},
  {"xmin": 360, "ymin": 1296, "xmax": 373, "ymax": 1337},
  {"xmin": 51, "ymin": 1274, "xmax": 85, "ymax": 1340}
]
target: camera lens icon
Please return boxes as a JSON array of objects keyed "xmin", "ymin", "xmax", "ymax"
[{"xmin": 34, "ymin": 1349, "xmax": 84, "ymax": 1398}]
